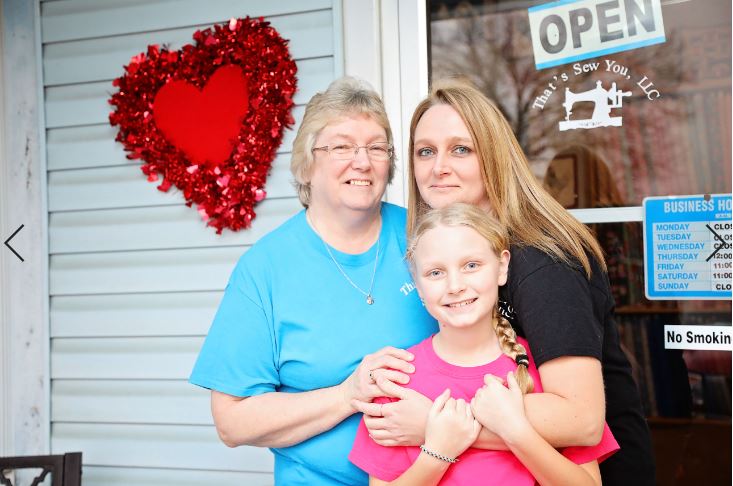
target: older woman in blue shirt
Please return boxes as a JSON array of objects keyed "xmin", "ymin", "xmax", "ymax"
[{"xmin": 189, "ymin": 77, "xmax": 437, "ymax": 485}]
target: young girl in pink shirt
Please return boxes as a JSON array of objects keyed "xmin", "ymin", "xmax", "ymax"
[{"xmin": 349, "ymin": 203, "xmax": 618, "ymax": 485}]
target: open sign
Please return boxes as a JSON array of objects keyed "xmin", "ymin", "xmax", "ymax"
[{"xmin": 529, "ymin": 0, "xmax": 666, "ymax": 70}]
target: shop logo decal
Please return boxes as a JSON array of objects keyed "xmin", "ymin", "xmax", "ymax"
[
  {"xmin": 559, "ymin": 80, "xmax": 631, "ymax": 131},
  {"xmin": 532, "ymin": 58, "xmax": 661, "ymax": 132},
  {"xmin": 528, "ymin": 0, "xmax": 666, "ymax": 70}
]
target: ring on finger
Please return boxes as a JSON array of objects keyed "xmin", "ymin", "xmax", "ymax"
[{"xmin": 369, "ymin": 369, "xmax": 377, "ymax": 384}]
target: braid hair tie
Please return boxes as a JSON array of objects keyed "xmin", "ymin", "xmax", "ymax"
[{"xmin": 515, "ymin": 354, "xmax": 529, "ymax": 367}]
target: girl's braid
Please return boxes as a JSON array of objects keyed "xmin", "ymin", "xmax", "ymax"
[{"xmin": 492, "ymin": 310, "xmax": 534, "ymax": 394}]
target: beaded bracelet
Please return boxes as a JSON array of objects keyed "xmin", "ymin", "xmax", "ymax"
[{"xmin": 419, "ymin": 444, "xmax": 459, "ymax": 464}]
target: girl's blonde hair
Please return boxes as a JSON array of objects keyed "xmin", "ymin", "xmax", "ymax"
[
  {"xmin": 407, "ymin": 79, "xmax": 606, "ymax": 277},
  {"xmin": 406, "ymin": 203, "xmax": 534, "ymax": 394},
  {"xmin": 290, "ymin": 76, "xmax": 395, "ymax": 207}
]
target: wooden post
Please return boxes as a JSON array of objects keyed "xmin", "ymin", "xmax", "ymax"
[{"xmin": 0, "ymin": 0, "xmax": 49, "ymax": 458}]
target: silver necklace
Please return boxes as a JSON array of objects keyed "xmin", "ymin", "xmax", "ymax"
[{"xmin": 307, "ymin": 211, "xmax": 380, "ymax": 305}]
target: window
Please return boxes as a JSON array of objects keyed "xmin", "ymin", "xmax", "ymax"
[
  {"xmin": 429, "ymin": 0, "xmax": 731, "ymax": 206},
  {"xmin": 428, "ymin": 1, "xmax": 731, "ymax": 482}
]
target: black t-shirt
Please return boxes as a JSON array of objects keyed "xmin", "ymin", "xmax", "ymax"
[{"xmin": 499, "ymin": 245, "xmax": 655, "ymax": 485}]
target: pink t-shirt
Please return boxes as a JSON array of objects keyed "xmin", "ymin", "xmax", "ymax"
[{"xmin": 349, "ymin": 335, "xmax": 618, "ymax": 485}]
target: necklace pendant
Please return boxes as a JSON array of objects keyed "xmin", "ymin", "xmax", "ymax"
[{"xmin": 366, "ymin": 295, "xmax": 374, "ymax": 305}]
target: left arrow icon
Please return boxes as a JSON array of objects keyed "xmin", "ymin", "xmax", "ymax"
[{"xmin": 4, "ymin": 224, "xmax": 24, "ymax": 262}]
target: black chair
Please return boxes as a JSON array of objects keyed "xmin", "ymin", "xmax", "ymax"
[{"xmin": 0, "ymin": 452, "xmax": 81, "ymax": 486}]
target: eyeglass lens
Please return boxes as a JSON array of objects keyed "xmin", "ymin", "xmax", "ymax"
[{"xmin": 331, "ymin": 143, "xmax": 391, "ymax": 160}]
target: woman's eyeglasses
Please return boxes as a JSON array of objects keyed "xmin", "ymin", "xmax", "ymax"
[{"xmin": 312, "ymin": 142, "xmax": 393, "ymax": 161}]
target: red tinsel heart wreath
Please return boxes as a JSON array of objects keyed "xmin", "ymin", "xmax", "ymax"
[{"xmin": 109, "ymin": 17, "xmax": 297, "ymax": 233}]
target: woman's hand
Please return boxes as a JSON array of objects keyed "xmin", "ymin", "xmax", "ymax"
[
  {"xmin": 424, "ymin": 389, "xmax": 481, "ymax": 460},
  {"xmin": 470, "ymin": 372, "xmax": 531, "ymax": 443},
  {"xmin": 351, "ymin": 378, "xmax": 432, "ymax": 446},
  {"xmin": 341, "ymin": 346, "xmax": 415, "ymax": 409}
]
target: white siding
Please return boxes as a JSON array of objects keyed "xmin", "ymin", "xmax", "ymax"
[{"xmin": 41, "ymin": 1, "xmax": 341, "ymax": 483}]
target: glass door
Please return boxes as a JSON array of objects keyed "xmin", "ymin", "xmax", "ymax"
[{"xmin": 426, "ymin": 1, "xmax": 731, "ymax": 483}]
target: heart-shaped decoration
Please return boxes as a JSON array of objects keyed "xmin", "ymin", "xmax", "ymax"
[{"xmin": 109, "ymin": 17, "xmax": 297, "ymax": 233}]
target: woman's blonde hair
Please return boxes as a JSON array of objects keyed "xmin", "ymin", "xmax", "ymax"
[
  {"xmin": 407, "ymin": 79, "xmax": 606, "ymax": 276},
  {"xmin": 290, "ymin": 76, "xmax": 395, "ymax": 207},
  {"xmin": 406, "ymin": 203, "xmax": 534, "ymax": 394}
]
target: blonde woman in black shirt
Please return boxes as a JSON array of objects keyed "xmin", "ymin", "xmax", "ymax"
[{"xmin": 352, "ymin": 79, "xmax": 654, "ymax": 486}]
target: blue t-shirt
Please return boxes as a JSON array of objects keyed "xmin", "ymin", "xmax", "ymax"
[{"xmin": 190, "ymin": 202, "xmax": 437, "ymax": 485}]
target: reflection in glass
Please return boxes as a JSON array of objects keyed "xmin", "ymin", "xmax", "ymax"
[
  {"xmin": 589, "ymin": 221, "xmax": 731, "ymax": 484},
  {"xmin": 429, "ymin": 0, "xmax": 732, "ymax": 206},
  {"xmin": 543, "ymin": 145, "xmax": 625, "ymax": 209},
  {"xmin": 427, "ymin": 5, "xmax": 732, "ymax": 481}
]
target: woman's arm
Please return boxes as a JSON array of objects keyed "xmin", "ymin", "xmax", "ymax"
[
  {"xmin": 356, "ymin": 355, "xmax": 604, "ymax": 449},
  {"xmin": 368, "ymin": 390, "xmax": 480, "ymax": 486},
  {"xmin": 471, "ymin": 373, "xmax": 601, "ymax": 486},
  {"xmin": 474, "ymin": 356, "xmax": 605, "ymax": 449},
  {"xmin": 503, "ymin": 424, "xmax": 601, "ymax": 486},
  {"xmin": 212, "ymin": 346, "xmax": 415, "ymax": 448},
  {"xmin": 521, "ymin": 356, "xmax": 605, "ymax": 446},
  {"xmin": 212, "ymin": 386, "xmax": 352, "ymax": 448}
]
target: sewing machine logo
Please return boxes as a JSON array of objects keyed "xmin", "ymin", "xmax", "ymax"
[{"xmin": 559, "ymin": 80, "xmax": 632, "ymax": 131}]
